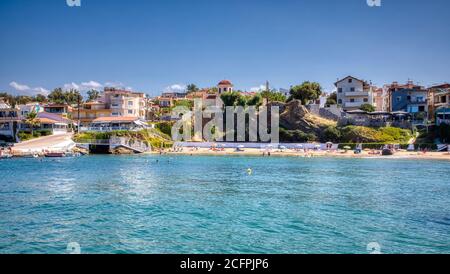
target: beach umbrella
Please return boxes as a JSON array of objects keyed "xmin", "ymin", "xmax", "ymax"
[
  {"xmin": 238, "ymin": 145, "xmax": 245, "ymax": 148},
  {"xmin": 343, "ymin": 146, "xmax": 351, "ymax": 150}
]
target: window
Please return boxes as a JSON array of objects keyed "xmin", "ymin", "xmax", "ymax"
[
  {"xmin": 128, "ymin": 101, "xmax": 133, "ymax": 106},
  {"xmin": 407, "ymin": 96, "xmax": 411, "ymax": 101},
  {"xmin": 363, "ymin": 98, "xmax": 368, "ymax": 103},
  {"xmin": 350, "ymin": 87, "xmax": 355, "ymax": 92},
  {"xmin": 419, "ymin": 106, "xmax": 425, "ymax": 112},
  {"xmin": 338, "ymin": 88, "xmax": 343, "ymax": 93},
  {"xmin": 128, "ymin": 110, "xmax": 133, "ymax": 114},
  {"xmin": 396, "ymin": 96, "xmax": 401, "ymax": 102},
  {"xmin": 442, "ymin": 96, "xmax": 447, "ymax": 103},
  {"xmin": 348, "ymin": 79, "xmax": 353, "ymax": 83},
  {"xmin": 338, "ymin": 99, "xmax": 342, "ymax": 104},
  {"xmin": 350, "ymin": 99, "xmax": 355, "ymax": 103},
  {"xmin": 112, "ymin": 112, "xmax": 119, "ymax": 116}
]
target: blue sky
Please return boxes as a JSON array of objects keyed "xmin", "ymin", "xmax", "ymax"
[{"xmin": 1, "ymin": 0, "xmax": 449, "ymax": 97}]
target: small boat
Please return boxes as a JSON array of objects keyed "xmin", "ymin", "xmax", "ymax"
[{"xmin": 45, "ymin": 152, "xmax": 66, "ymax": 158}]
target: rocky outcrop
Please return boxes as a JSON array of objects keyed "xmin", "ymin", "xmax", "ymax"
[{"xmin": 277, "ymin": 100, "xmax": 336, "ymax": 134}]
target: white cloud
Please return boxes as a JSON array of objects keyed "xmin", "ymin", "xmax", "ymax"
[
  {"xmin": 250, "ymin": 84, "xmax": 266, "ymax": 92},
  {"xmin": 104, "ymin": 81, "xmax": 125, "ymax": 88},
  {"xmin": 9, "ymin": 81, "xmax": 49, "ymax": 96},
  {"xmin": 33, "ymin": 87, "xmax": 50, "ymax": 95},
  {"xmin": 63, "ymin": 82, "xmax": 80, "ymax": 91},
  {"xmin": 10, "ymin": 81, "xmax": 30, "ymax": 91},
  {"xmin": 81, "ymin": 81, "xmax": 103, "ymax": 90},
  {"xmin": 164, "ymin": 84, "xmax": 186, "ymax": 93}
]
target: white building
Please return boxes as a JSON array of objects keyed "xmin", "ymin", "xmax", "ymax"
[{"xmin": 335, "ymin": 76, "xmax": 374, "ymax": 111}]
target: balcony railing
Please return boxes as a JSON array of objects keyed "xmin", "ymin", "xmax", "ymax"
[
  {"xmin": 80, "ymin": 126, "xmax": 137, "ymax": 132},
  {"xmin": 345, "ymin": 91, "xmax": 368, "ymax": 97},
  {"xmin": 344, "ymin": 102, "xmax": 365, "ymax": 108},
  {"xmin": 0, "ymin": 117, "xmax": 20, "ymax": 121}
]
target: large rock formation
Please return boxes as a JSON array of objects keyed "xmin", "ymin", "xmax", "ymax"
[{"xmin": 276, "ymin": 100, "xmax": 336, "ymax": 135}]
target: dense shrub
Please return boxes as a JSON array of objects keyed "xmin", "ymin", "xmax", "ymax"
[
  {"xmin": 280, "ymin": 128, "xmax": 317, "ymax": 142},
  {"xmin": 18, "ymin": 132, "xmax": 33, "ymax": 141},
  {"xmin": 339, "ymin": 126, "xmax": 411, "ymax": 143},
  {"xmin": 321, "ymin": 126, "xmax": 341, "ymax": 143},
  {"xmin": 155, "ymin": 122, "xmax": 173, "ymax": 136}
]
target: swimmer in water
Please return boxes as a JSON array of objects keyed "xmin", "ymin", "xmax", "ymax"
[{"xmin": 247, "ymin": 168, "xmax": 253, "ymax": 175}]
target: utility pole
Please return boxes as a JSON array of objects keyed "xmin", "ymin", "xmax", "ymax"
[{"xmin": 77, "ymin": 95, "xmax": 81, "ymax": 134}]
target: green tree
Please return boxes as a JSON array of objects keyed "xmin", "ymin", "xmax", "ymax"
[
  {"xmin": 34, "ymin": 94, "xmax": 47, "ymax": 103},
  {"xmin": 220, "ymin": 91, "xmax": 242, "ymax": 107},
  {"xmin": 186, "ymin": 84, "xmax": 199, "ymax": 93},
  {"xmin": 23, "ymin": 111, "xmax": 40, "ymax": 136},
  {"xmin": 64, "ymin": 89, "xmax": 83, "ymax": 105},
  {"xmin": 87, "ymin": 90, "xmax": 101, "ymax": 102},
  {"xmin": 326, "ymin": 92, "xmax": 337, "ymax": 106},
  {"xmin": 48, "ymin": 88, "xmax": 66, "ymax": 104},
  {"xmin": 289, "ymin": 82, "xmax": 322, "ymax": 105},
  {"xmin": 322, "ymin": 126, "xmax": 341, "ymax": 143},
  {"xmin": 247, "ymin": 93, "xmax": 263, "ymax": 107},
  {"xmin": 261, "ymin": 89, "xmax": 287, "ymax": 103},
  {"xmin": 360, "ymin": 104, "xmax": 375, "ymax": 113},
  {"xmin": 15, "ymin": 96, "xmax": 33, "ymax": 105},
  {"xmin": 236, "ymin": 96, "xmax": 247, "ymax": 107}
]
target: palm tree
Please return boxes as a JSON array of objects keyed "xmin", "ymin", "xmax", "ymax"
[{"xmin": 24, "ymin": 111, "xmax": 40, "ymax": 136}]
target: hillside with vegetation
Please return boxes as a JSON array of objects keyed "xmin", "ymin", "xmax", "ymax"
[{"xmin": 276, "ymin": 100, "xmax": 412, "ymax": 144}]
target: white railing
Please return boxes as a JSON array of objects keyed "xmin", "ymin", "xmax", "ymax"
[{"xmin": 80, "ymin": 126, "xmax": 136, "ymax": 132}]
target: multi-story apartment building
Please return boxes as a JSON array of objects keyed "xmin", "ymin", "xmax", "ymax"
[
  {"xmin": 102, "ymin": 88, "xmax": 146, "ymax": 119},
  {"xmin": 0, "ymin": 99, "xmax": 19, "ymax": 141},
  {"xmin": 387, "ymin": 81, "xmax": 428, "ymax": 120},
  {"xmin": 429, "ymin": 83, "xmax": 450, "ymax": 125},
  {"xmin": 71, "ymin": 101, "xmax": 113, "ymax": 127},
  {"xmin": 335, "ymin": 76, "xmax": 374, "ymax": 111}
]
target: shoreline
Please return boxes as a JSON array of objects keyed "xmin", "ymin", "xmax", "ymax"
[{"xmin": 149, "ymin": 148, "xmax": 450, "ymax": 161}]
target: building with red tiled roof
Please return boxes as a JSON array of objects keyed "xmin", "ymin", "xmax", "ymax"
[{"xmin": 217, "ymin": 80, "xmax": 233, "ymax": 94}]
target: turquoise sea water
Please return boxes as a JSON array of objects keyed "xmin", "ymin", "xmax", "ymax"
[{"xmin": 0, "ymin": 155, "xmax": 449, "ymax": 254}]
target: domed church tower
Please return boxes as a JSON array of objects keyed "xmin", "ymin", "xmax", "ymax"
[{"xmin": 217, "ymin": 80, "xmax": 233, "ymax": 94}]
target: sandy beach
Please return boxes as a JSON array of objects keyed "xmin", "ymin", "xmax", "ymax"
[{"xmin": 153, "ymin": 147, "xmax": 450, "ymax": 161}]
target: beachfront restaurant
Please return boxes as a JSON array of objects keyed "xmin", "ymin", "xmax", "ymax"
[{"xmin": 84, "ymin": 116, "xmax": 148, "ymax": 132}]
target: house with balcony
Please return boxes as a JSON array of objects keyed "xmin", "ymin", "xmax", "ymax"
[
  {"xmin": 429, "ymin": 83, "xmax": 450, "ymax": 125},
  {"xmin": 102, "ymin": 87, "xmax": 146, "ymax": 119},
  {"xmin": 387, "ymin": 81, "xmax": 428, "ymax": 122},
  {"xmin": 43, "ymin": 104, "xmax": 72, "ymax": 118},
  {"xmin": 71, "ymin": 101, "xmax": 112, "ymax": 127},
  {"xmin": 335, "ymin": 76, "xmax": 374, "ymax": 111},
  {"xmin": 0, "ymin": 100, "xmax": 20, "ymax": 142}
]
